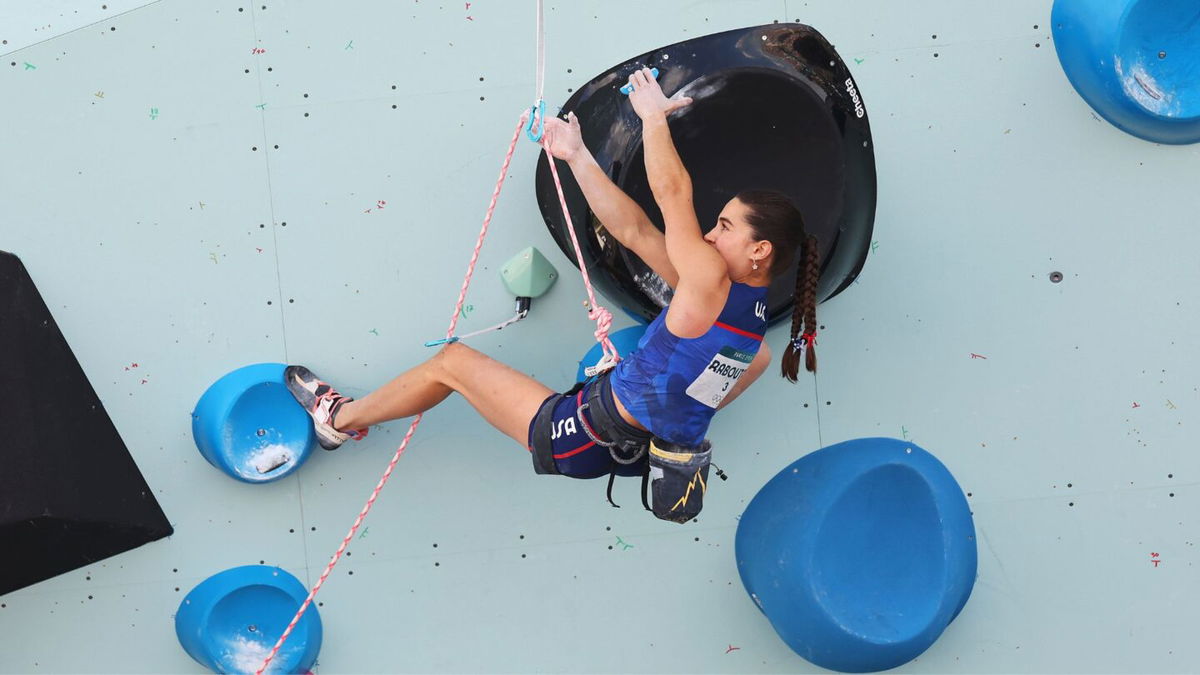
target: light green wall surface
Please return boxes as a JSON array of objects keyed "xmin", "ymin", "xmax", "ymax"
[{"xmin": 1, "ymin": 1, "xmax": 1197, "ymax": 673}]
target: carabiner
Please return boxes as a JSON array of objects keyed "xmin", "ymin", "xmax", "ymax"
[{"xmin": 525, "ymin": 99, "xmax": 546, "ymax": 142}]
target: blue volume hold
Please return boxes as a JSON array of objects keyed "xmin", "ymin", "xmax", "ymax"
[
  {"xmin": 191, "ymin": 363, "xmax": 316, "ymax": 483},
  {"xmin": 1051, "ymin": 0, "xmax": 1200, "ymax": 144},
  {"xmin": 735, "ymin": 437, "xmax": 977, "ymax": 673},
  {"xmin": 175, "ymin": 565, "xmax": 322, "ymax": 674},
  {"xmin": 620, "ymin": 67, "xmax": 660, "ymax": 95}
]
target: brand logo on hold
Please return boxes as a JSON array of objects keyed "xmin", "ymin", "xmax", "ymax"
[
  {"xmin": 754, "ymin": 301, "xmax": 767, "ymax": 322},
  {"xmin": 551, "ymin": 416, "xmax": 577, "ymax": 440},
  {"xmin": 845, "ymin": 77, "xmax": 865, "ymax": 119}
]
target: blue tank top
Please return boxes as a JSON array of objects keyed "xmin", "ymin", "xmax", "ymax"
[{"xmin": 608, "ymin": 282, "xmax": 769, "ymax": 447}]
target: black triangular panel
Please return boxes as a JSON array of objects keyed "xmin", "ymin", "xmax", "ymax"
[{"xmin": 0, "ymin": 251, "xmax": 173, "ymax": 596}]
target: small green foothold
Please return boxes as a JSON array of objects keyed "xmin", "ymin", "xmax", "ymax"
[
  {"xmin": 501, "ymin": 246, "xmax": 558, "ymax": 298},
  {"xmin": 854, "ymin": 57, "xmax": 865, "ymax": 64}
]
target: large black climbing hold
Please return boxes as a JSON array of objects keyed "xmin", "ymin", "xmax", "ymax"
[
  {"xmin": 536, "ymin": 23, "xmax": 877, "ymax": 325},
  {"xmin": 0, "ymin": 251, "xmax": 173, "ymax": 596}
]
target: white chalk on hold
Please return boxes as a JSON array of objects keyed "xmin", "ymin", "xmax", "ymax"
[
  {"xmin": 226, "ymin": 634, "xmax": 302, "ymax": 674},
  {"xmin": 673, "ymin": 75, "xmax": 725, "ymax": 106},
  {"xmin": 225, "ymin": 635, "xmax": 272, "ymax": 674},
  {"xmin": 250, "ymin": 444, "xmax": 294, "ymax": 474}
]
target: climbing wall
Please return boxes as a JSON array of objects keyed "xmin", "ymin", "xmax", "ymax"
[{"xmin": 1, "ymin": 1, "xmax": 1197, "ymax": 673}]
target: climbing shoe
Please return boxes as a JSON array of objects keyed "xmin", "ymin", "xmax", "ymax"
[{"xmin": 284, "ymin": 365, "xmax": 368, "ymax": 450}]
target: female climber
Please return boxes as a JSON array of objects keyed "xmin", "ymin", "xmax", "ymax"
[{"xmin": 286, "ymin": 67, "xmax": 821, "ymax": 520}]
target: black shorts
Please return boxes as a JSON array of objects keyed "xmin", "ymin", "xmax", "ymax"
[{"xmin": 526, "ymin": 371, "xmax": 652, "ymax": 479}]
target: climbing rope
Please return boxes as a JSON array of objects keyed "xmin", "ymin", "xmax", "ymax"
[
  {"xmin": 254, "ymin": 110, "xmax": 529, "ymax": 675},
  {"xmin": 539, "ymin": 132, "xmax": 620, "ymax": 375},
  {"xmin": 256, "ymin": 3, "xmax": 618, "ymax": 672},
  {"xmin": 527, "ymin": 0, "xmax": 619, "ymax": 373}
]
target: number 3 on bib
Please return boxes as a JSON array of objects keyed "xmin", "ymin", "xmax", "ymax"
[{"xmin": 686, "ymin": 346, "xmax": 755, "ymax": 409}]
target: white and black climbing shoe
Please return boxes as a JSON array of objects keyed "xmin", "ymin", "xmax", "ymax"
[{"xmin": 284, "ymin": 365, "xmax": 368, "ymax": 451}]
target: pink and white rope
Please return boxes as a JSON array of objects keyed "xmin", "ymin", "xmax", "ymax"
[
  {"xmin": 257, "ymin": 98, "xmax": 621, "ymax": 672},
  {"xmin": 255, "ymin": 111, "xmax": 533, "ymax": 675},
  {"xmin": 256, "ymin": 6, "xmax": 623, "ymax": 667},
  {"xmin": 539, "ymin": 135, "xmax": 619, "ymax": 370}
]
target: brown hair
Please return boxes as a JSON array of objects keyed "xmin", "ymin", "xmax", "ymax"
[{"xmin": 735, "ymin": 189, "xmax": 821, "ymax": 381}]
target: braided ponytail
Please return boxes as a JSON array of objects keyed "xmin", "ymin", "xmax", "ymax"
[
  {"xmin": 781, "ymin": 234, "xmax": 820, "ymax": 381},
  {"xmin": 733, "ymin": 189, "xmax": 819, "ymax": 382}
]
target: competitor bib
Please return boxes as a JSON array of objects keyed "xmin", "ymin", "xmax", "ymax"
[{"xmin": 686, "ymin": 346, "xmax": 755, "ymax": 409}]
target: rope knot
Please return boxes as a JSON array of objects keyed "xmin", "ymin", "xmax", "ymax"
[
  {"xmin": 582, "ymin": 303, "xmax": 621, "ymax": 377},
  {"xmin": 588, "ymin": 304, "xmax": 613, "ymax": 341}
]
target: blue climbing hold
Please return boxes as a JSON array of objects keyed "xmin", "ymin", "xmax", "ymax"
[
  {"xmin": 735, "ymin": 438, "xmax": 977, "ymax": 673},
  {"xmin": 1052, "ymin": 0, "xmax": 1200, "ymax": 144},
  {"xmin": 620, "ymin": 67, "xmax": 659, "ymax": 94},
  {"xmin": 576, "ymin": 324, "xmax": 648, "ymax": 382},
  {"xmin": 176, "ymin": 565, "xmax": 322, "ymax": 674},
  {"xmin": 191, "ymin": 363, "xmax": 316, "ymax": 483}
]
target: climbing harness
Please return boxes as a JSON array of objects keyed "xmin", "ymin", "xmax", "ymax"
[
  {"xmin": 576, "ymin": 371, "xmax": 648, "ymax": 466},
  {"xmin": 570, "ymin": 370, "xmax": 730, "ymax": 523},
  {"xmin": 256, "ymin": 2, "xmax": 621, "ymax": 672}
]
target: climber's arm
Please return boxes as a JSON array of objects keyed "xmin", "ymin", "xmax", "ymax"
[
  {"xmin": 567, "ymin": 151, "xmax": 679, "ymax": 289},
  {"xmin": 716, "ymin": 343, "xmax": 772, "ymax": 411}
]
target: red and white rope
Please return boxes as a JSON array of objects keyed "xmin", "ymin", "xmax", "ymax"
[
  {"xmin": 256, "ymin": 100, "xmax": 624, "ymax": 675},
  {"xmin": 255, "ymin": 3, "xmax": 622, "ymax": 669},
  {"xmin": 539, "ymin": 135, "xmax": 619, "ymax": 373},
  {"xmin": 255, "ymin": 111, "xmax": 532, "ymax": 675}
]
